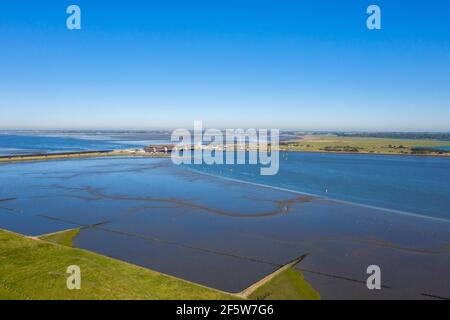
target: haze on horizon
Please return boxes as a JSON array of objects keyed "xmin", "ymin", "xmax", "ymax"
[{"xmin": 1, "ymin": 0, "xmax": 449, "ymax": 131}]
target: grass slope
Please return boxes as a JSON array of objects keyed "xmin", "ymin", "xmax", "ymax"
[
  {"xmin": 39, "ymin": 228, "xmax": 80, "ymax": 247},
  {"xmin": 0, "ymin": 229, "xmax": 234, "ymax": 300},
  {"xmin": 249, "ymin": 268, "xmax": 320, "ymax": 300}
]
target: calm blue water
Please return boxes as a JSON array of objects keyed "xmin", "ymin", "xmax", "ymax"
[
  {"xmin": 0, "ymin": 133, "xmax": 170, "ymax": 155},
  {"xmin": 185, "ymin": 152, "xmax": 450, "ymax": 221},
  {"xmin": 1, "ymin": 134, "xmax": 450, "ymax": 220}
]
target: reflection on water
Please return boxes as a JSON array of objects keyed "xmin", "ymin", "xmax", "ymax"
[{"xmin": 0, "ymin": 157, "xmax": 449, "ymax": 297}]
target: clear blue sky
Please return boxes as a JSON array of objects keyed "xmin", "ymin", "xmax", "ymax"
[{"xmin": 1, "ymin": 0, "xmax": 449, "ymax": 131}]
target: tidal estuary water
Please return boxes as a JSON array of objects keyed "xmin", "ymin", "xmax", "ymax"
[
  {"xmin": 186, "ymin": 151, "xmax": 450, "ymax": 221},
  {"xmin": 0, "ymin": 133, "xmax": 449, "ymax": 298}
]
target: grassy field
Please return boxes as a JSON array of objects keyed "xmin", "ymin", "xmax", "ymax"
[
  {"xmin": 0, "ymin": 229, "xmax": 235, "ymax": 300},
  {"xmin": 249, "ymin": 268, "xmax": 320, "ymax": 300},
  {"xmin": 281, "ymin": 136, "xmax": 450, "ymax": 155}
]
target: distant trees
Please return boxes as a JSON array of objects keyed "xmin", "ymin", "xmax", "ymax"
[
  {"xmin": 322, "ymin": 146, "xmax": 360, "ymax": 152},
  {"xmin": 337, "ymin": 132, "xmax": 450, "ymax": 141},
  {"xmin": 411, "ymin": 147, "xmax": 450, "ymax": 155}
]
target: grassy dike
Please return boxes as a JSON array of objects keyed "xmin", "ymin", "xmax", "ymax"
[
  {"xmin": 0, "ymin": 228, "xmax": 320, "ymax": 300},
  {"xmin": 249, "ymin": 268, "xmax": 320, "ymax": 300},
  {"xmin": 39, "ymin": 228, "xmax": 81, "ymax": 247},
  {"xmin": 0, "ymin": 150, "xmax": 170, "ymax": 163},
  {"xmin": 0, "ymin": 229, "xmax": 234, "ymax": 300}
]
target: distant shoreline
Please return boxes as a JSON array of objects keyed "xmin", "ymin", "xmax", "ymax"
[
  {"xmin": 278, "ymin": 148, "xmax": 450, "ymax": 158},
  {"xmin": 280, "ymin": 136, "xmax": 450, "ymax": 157},
  {"xmin": 1, "ymin": 147, "xmax": 449, "ymax": 164}
]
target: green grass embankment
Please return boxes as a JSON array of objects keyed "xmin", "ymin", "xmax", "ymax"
[{"xmin": 0, "ymin": 229, "xmax": 234, "ymax": 300}]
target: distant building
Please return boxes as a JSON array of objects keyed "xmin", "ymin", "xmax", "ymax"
[{"xmin": 144, "ymin": 145, "xmax": 178, "ymax": 153}]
